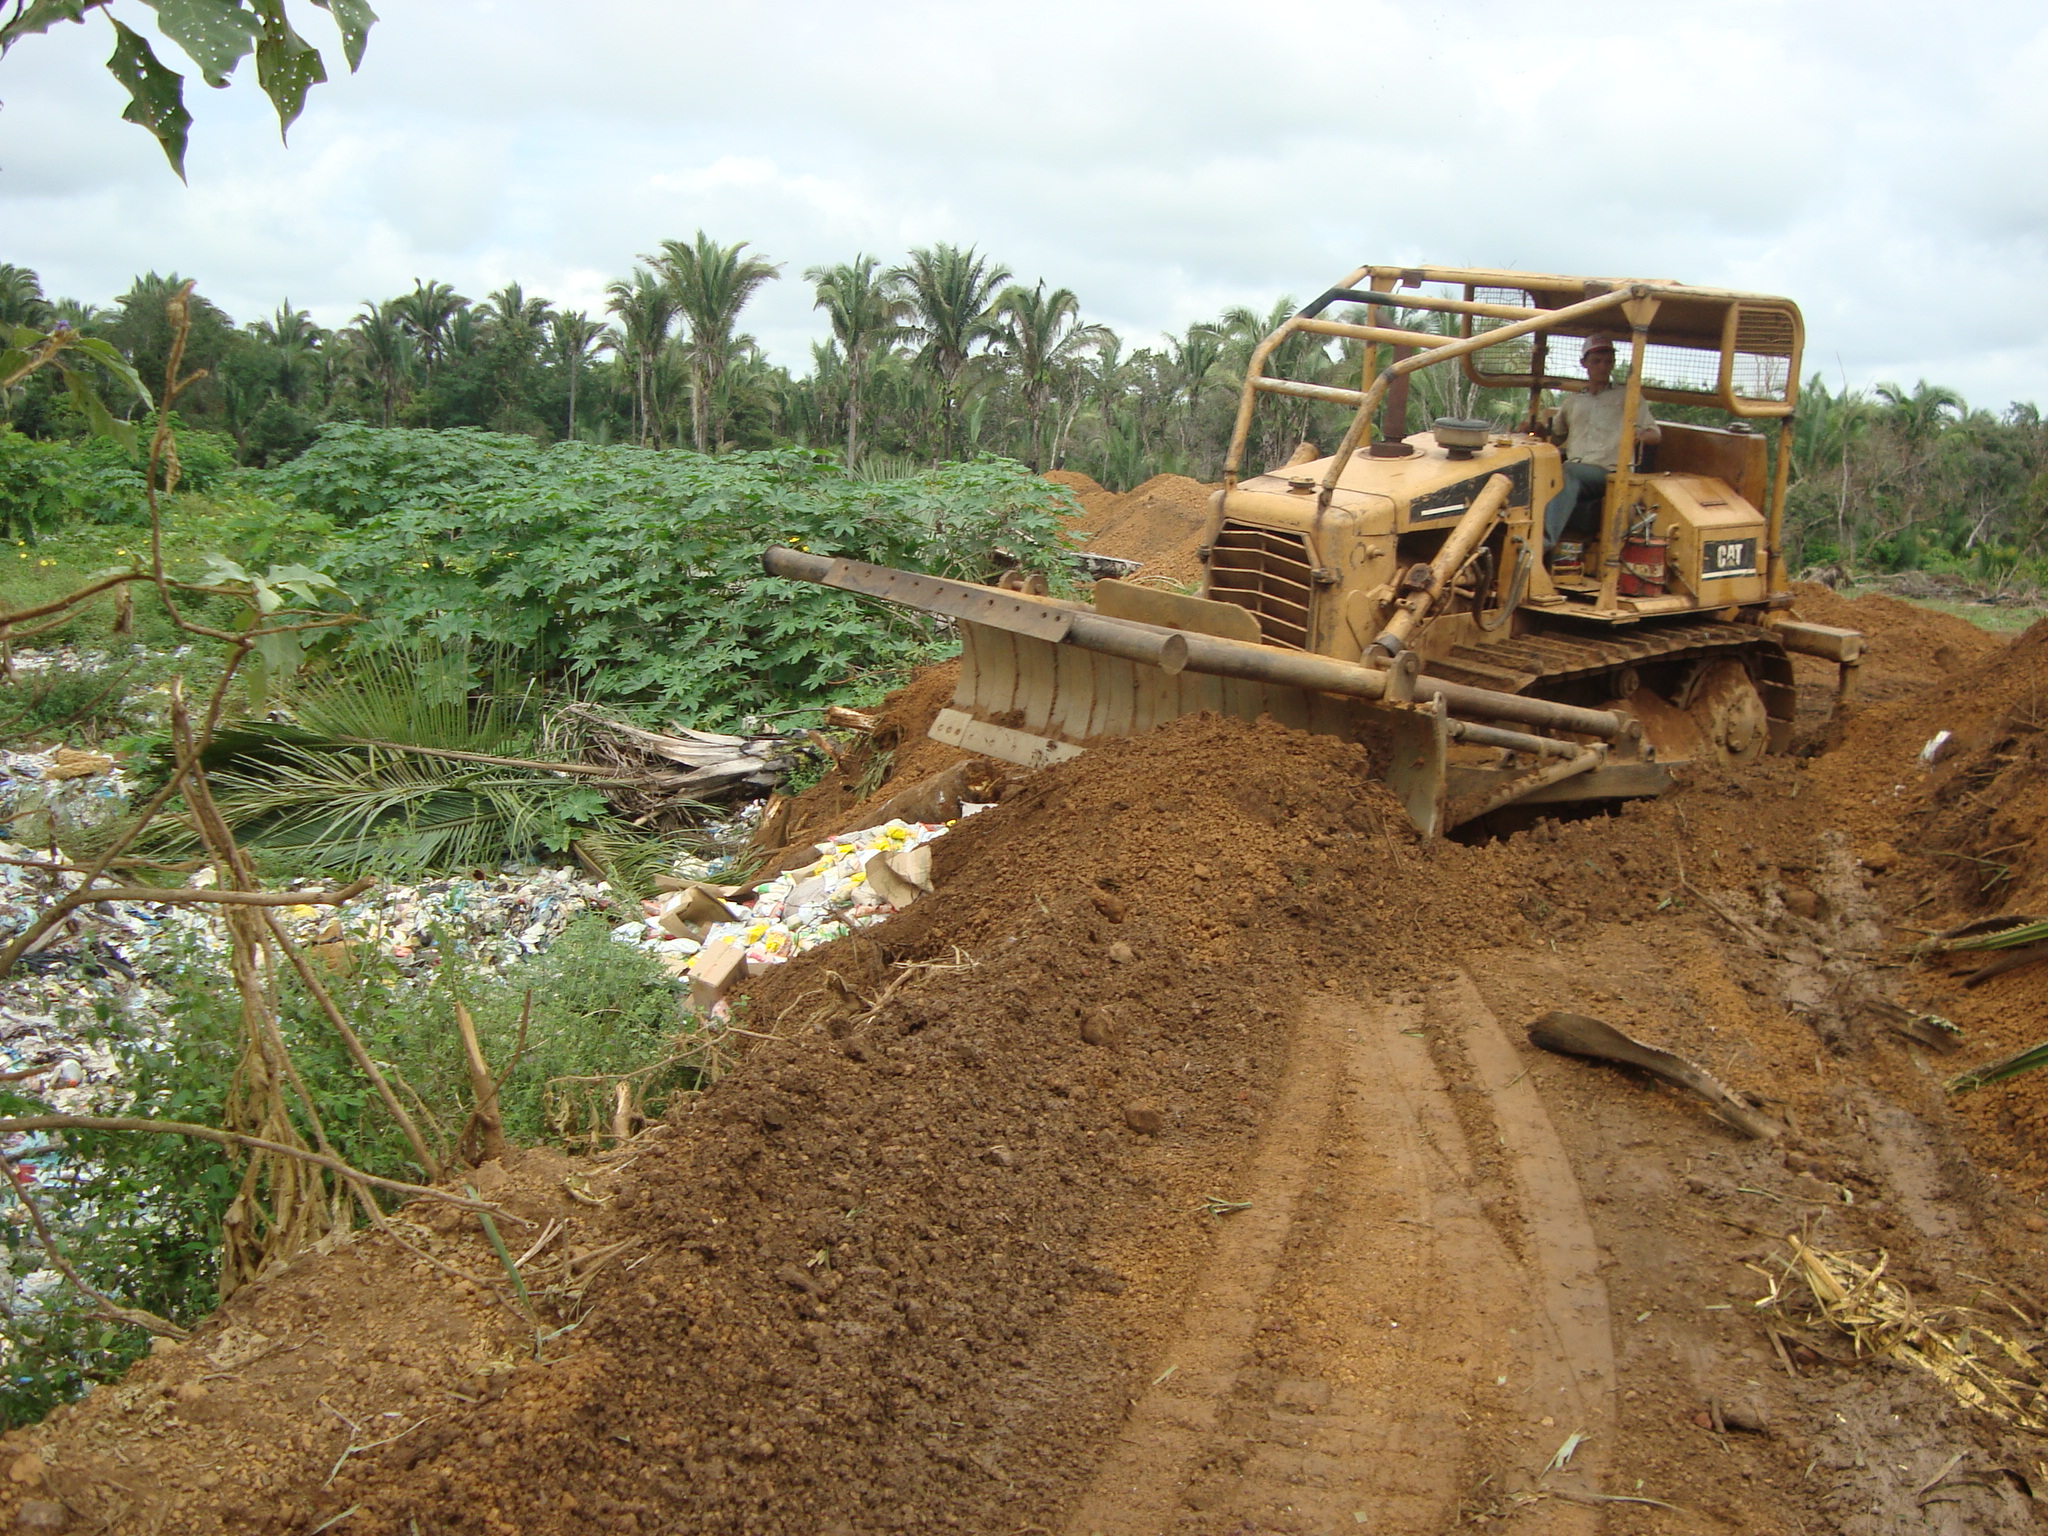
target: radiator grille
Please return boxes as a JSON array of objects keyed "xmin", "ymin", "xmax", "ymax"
[{"xmin": 1208, "ymin": 520, "xmax": 1313, "ymax": 649}]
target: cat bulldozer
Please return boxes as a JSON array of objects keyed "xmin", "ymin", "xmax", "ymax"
[{"xmin": 765, "ymin": 263, "xmax": 1866, "ymax": 835}]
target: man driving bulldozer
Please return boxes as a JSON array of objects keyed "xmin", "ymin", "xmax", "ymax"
[{"xmin": 1542, "ymin": 335, "xmax": 1661, "ymax": 561}]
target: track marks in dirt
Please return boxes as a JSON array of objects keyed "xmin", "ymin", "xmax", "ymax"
[
  {"xmin": 1066, "ymin": 990, "xmax": 1344, "ymax": 1535},
  {"xmin": 1066, "ymin": 980, "xmax": 1618, "ymax": 1535},
  {"xmin": 1432, "ymin": 974, "xmax": 1616, "ymax": 1486}
]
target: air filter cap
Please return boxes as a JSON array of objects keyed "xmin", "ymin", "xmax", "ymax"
[{"xmin": 1431, "ymin": 416, "xmax": 1491, "ymax": 451}]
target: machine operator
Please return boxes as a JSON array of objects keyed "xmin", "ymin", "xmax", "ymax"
[{"xmin": 1541, "ymin": 336, "xmax": 1660, "ymax": 562}]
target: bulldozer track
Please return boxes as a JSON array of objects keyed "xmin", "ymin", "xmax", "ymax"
[
  {"xmin": 1428, "ymin": 621, "xmax": 1780, "ymax": 698},
  {"xmin": 1067, "ymin": 977, "xmax": 1615, "ymax": 1536}
]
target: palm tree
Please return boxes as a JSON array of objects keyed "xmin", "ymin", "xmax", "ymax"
[
  {"xmin": 598, "ymin": 268, "xmax": 679, "ymax": 448},
  {"xmin": 390, "ymin": 279, "xmax": 468, "ymax": 375},
  {"xmin": 550, "ymin": 311, "xmax": 609, "ymax": 442},
  {"xmin": 50, "ymin": 298, "xmax": 104, "ymax": 331},
  {"xmin": 891, "ymin": 244, "xmax": 1012, "ymax": 460},
  {"xmin": 249, "ymin": 302, "xmax": 326, "ymax": 405},
  {"xmin": 485, "ymin": 282, "xmax": 552, "ymax": 339},
  {"xmin": 805, "ymin": 256, "xmax": 910, "ymax": 468},
  {"xmin": 992, "ymin": 281, "xmax": 1110, "ymax": 470},
  {"xmin": 604, "ymin": 267, "xmax": 677, "ymax": 446},
  {"xmin": 1875, "ymin": 380, "xmax": 1966, "ymax": 449},
  {"xmin": 1162, "ymin": 324, "xmax": 1222, "ymax": 467},
  {"xmin": 346, "ymin": 301, "xmax": 414, "ymax": 426},
  {"xmin": 444, "ymin": 305, "xmax": 486, "ymax": 367},
  {"xmin": 1217, "ymin": 296, "xmax": 1337, "ymax": 467},
  {"xmin": 0, "ymin": 264, "xmax": 51, "ymax": 329},
  {"xmin": 652, "ymin": 232, "xmax": 782, "ymax": 452}
]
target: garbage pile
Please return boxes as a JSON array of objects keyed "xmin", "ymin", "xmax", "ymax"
[
  {"xmin": 611, "ymin": 812, "xmax": 980, "ymax": 1014},
  {"xmin": 0, "ymin": 745, "xmax": 131, "ymax": 848}
]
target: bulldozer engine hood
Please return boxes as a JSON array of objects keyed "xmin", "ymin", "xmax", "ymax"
[{"xmin": 1230, "ymin": 436, "xmax": 1544, "ymax": 537}]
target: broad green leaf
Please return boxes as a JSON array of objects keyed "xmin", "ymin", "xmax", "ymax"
[
  {"xmin": 140, "ymin": 0, "xmax": 258, "ymax": 87},
  {"xmin": 308, "ymin": 0, "xmax": 375, "ymax": 71},
  {"xmin": 0, "ymin": 0, "xmax": 90, "ymax": 54},
  {"xmin": 106, "ymin": 19, "xmax": 193, "ymax": 179},
  {"xmin": 249, "ymin": 0, "xmax": 326, "ymax": 138},
  {"xmin": 199, "ymin": 553, "xmax": 254, "ymax": 585},
  {"xmin": 67, "ymin": 335, "xmax": 153, "ymax": 406},
  {"xmin": 63, "ymin": 370, "xmax": 139, "ymax": 458},
  {"xmin": 263, "ymin": 562, "xmax": 342, "ymax": 591}
]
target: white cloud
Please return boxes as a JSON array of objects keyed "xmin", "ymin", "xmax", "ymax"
[{"xmin": 2, "ymin": 0, "xmax": 2045, "ymax": 408}]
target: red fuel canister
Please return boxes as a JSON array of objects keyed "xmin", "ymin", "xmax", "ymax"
[{"xmin": 1618, "ymin": 534, "xmax": 1667, "ymax": 597}]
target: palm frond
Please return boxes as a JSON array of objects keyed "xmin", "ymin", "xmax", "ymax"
[
  {"xmin": 1949, "ymin": 1041, "xmax": 2048, "ymax": 1093},
  {"xmin": 290, "ymin": 641, "xmax": 545, "ymax": 757},
  {"xmin": 173, "ymin": 744, "xmax": 605, "ymax": 876}
]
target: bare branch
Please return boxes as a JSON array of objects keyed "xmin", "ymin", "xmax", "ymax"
[
  {"xmin": 0, "ymin": 1117, "xmax": 514, "ymax": 1217},
  {"xmin": 0, "ymin": 1153, "xmax": 189, "ymax": 1340}
]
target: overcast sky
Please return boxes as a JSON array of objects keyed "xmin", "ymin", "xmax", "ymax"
[{"xmin": 3, "ymin": 0, "xmax": 2044, "ymax": 410}]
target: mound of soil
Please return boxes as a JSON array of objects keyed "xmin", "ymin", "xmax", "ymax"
[
  {"xmin": 323, "ymin": 717, "xmax": 1515, "ymax": 1535},
  {"xmin": 1791, "ymin": 582, "xmax": 2001, "ymax": 698},
  {"xmin": 1790, "ymin": 605, "xmax": 2048, "ymax": 1200},
  {"xmin": 1042, "ymin": 468, "xmax": 1109, "ymax": 506},
  {"xmin": 1802, "ymin": 612, "xmax": 2048, "ymax": 907},
  {"xmin": 12, "ymin": 594, "xmax": 2048, "ymax": 1535},
  {"xmin": 771, "ymin": 660, "xmax": 968, "ymax": 853},
  {"xmin": 1061, "ymin": 473, "xmax": 1216, "ymax": 586}
]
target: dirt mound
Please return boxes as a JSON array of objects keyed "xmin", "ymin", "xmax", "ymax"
[
  {"xmin": 772, "ymin": 660, "xmax": 967, "ymax": 853},
  {"xmin": 11, "ymin": 701, "xmax": 2048, "ymax": 1532},
  {"xmin": 1792, "ymin": 581, "xmax": 2000, "ymax": 669},
  {"xmin": 1903, "ymin": 617, "xmax": 2048, "ymax": 911},
  {"xmin": 1042, "ymin": 469, "xmax": 1106, "ymax": 499},
  {"xmin": 317, "ymin": 717, "xmax": 1500, "ymax": 1534},
  {"xmin": 1803, "ymin": 614, "xmax": 2048, "ymax": 911},
  {"xmin": 0, "ymin": 1149, "xmax": 614, "ymax": 1534},
  {"xmin": 1790, "ymin": 611, "xmax": 2048, "ymax": 1196},
  {"xmin": 1065, "ymin": 473, "xmax": 1216, "ymax": 586}
]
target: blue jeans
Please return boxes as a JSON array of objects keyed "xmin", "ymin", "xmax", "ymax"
[{"xmin": 1544, "ymin": 461, "xmax": 1607, "ymax": 549}]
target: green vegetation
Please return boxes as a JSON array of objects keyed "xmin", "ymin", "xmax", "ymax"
[
  {"xmin": 274, "ymin": 426, "xmax": 1071, "ymax": 722},
  {"xmin": 6, "ymin": 250, "xmax": 2044, "ymax": 590},
  {"xmin": 0, "ymin": 915, "xmax": 694, "ymax": 1424}
]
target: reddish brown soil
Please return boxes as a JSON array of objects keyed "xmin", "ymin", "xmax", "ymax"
[
  {"xmin": 1059, "ymin": 473, "xmax": 1217, "ymax": 586},
  {"xmin": 1044, "ymin": 468, "xmax": 1111, "ymax": 509},
  {"xmin": 4, "ymin": 592, "xmax": 2046, "ymax": 1535},
  {"xmin": 773, "ymin": 659, "xmax": 971, "ymax": 853},
  {"xmin": 1789, "ymin": 582, "xmax": 2003, "ymax": 708}
]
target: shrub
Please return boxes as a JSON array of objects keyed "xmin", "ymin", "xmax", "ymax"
[
  {"xmin": 0, "ymin": 913, "xmax": 692, "ymax": 1426},
  {"xmin": 0, "ymin": 431, "xmax": 71, "ymax": 539},
  {"xmin": 268, "ymin": 427, "xmax": 1076, "ymax": 726}
]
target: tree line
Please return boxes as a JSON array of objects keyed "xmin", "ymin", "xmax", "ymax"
[{"xmin": 3, "ymin": 245, "xmax": 2045, "ymax": 582}]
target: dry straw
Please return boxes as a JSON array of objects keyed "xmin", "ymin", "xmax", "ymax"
[{"xmin": 1764, "ymin": 1235, "xmax": 2046, "ymax": 1432}]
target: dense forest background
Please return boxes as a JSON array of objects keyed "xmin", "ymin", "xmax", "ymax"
[{"xmin": 4, "ymin": 239, "xmax": 2046, "ymax": 583}]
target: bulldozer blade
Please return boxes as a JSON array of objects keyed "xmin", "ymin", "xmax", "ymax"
[
  {"xmin": 933, "ymin": 617, "xmax": 1451, "ymax": 835},
  {"xmin": 1382, "ymin": 704, "xmax": 1449, "ymax": 839}
]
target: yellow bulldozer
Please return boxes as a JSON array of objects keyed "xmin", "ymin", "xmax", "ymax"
[{"xmin": 766, "ymin": 263, "xmax": 1868, "ymax": 835}]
